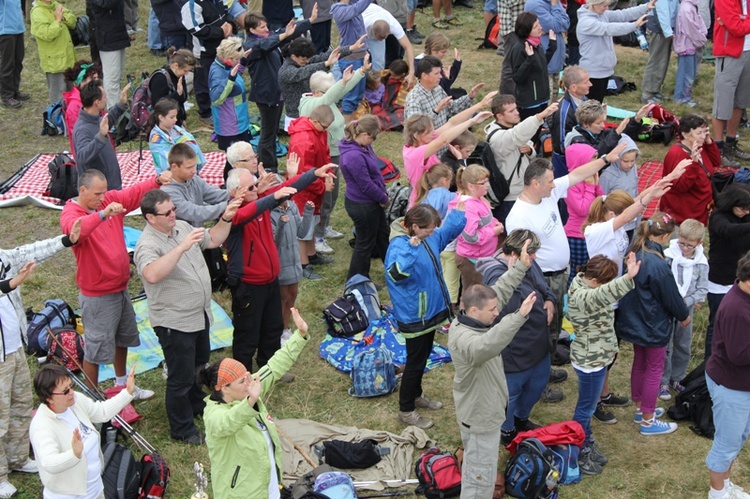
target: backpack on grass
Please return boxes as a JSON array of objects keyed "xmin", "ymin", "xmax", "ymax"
[
  {"xmin": 348, "ymin": 344, "xmax": 398, "ymax": 398},
  {"xmin": 344, "ymin": 274, "xmax": 381, "ymax": 322},
  {"xmin": 548, "ymin": 444, "xmax": 581, "ymax": 485},
  {"xmin": 46, "ymin": 152, "xmax": 78, "ymax": 202},
  {"xmin": 46, "ymin": 326, "xmax": 85, "ymax": 372},
  {"xmin": 42, "ymin": 101, "xmax": 66, "ymax": 136},
  {"xmin": 138, "ymin": 452, "xmax": 170, "ymax": 499},
  {"xmin": 313, "ymin": 471, "xmax": 357, "ymax": 499},
  {"xmin": 479, "ymin": 14, "xmax": 500, "ymax": 49},
  {"xmin": 667, "ymin": 360, "xmax": 714, "ymax": 439},
  {"xmin": 102, "ymin": 442, "xmax": 141, "ymax": 499},
  {"xmin": 26, "ymin": 299, "xmax": 76, "ymax": 355},
  {"xmin": 323, "ymin": 294, "xmax": 369, "ymax": 338},
  {"xmin": 414, "ymin": 447, "xmax": 462, "ymax": 498},
  {"xmin": 504, "ymin": 438, "xmax": 559, "ymax": 499}
]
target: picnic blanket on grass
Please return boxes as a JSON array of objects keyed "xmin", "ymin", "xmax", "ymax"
[
  {"xmin": 97, "ymin": 296, "xmax": 233, "ymax": 381},
  {"xmin": 638, "ymin": 160, "xmax": 663, "ymax": 218},
  {"xmin": 318, "ymin": 313, "xmax": 452, "ymax": 373},
  {"xmin": 0, "ymin": 150, "xmax": 227, "ymax": 209}
]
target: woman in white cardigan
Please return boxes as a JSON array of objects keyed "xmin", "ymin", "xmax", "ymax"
[{"xmin": 30, "ymin": 364, "xmax": 135, "ymax": 499}]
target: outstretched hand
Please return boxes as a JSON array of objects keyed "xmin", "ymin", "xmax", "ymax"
[
  {"xmin": 625, "ymin": 252, "xmax": 641, "ymax": 280},
  {"xmin": 69, "ymin": 218, "xmax": 82, "ymax": 244},
  {"xmin": 291, "ymin": 307, "xmax": 309, "ymax": 337},
  {"xmin": 519, "ymin": 292, "xmax": 537, "ymax": 317}
]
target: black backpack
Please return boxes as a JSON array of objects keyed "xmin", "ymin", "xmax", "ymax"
[
  {"xmin": 102, "ymin": 442, "xmax": 141, "ymax": 499},
  {"xmin": 47, "ymin": 153, "xmax": 78, "ymax": 203},
  {"xmin": 69, "ymin": 15, "xmax": 90, "ymax": 47},
  {"xmin": 386, "ymin": 182, "xmax": 411, "ymax": 225},
  {"xmin": 468, "ymin": 129, "xmax": 522, "ymax": 208},
  {"xmin": 667, "ymin": 361, "xmax": 715, "ymax": 439},
  {"xmin": 202, "ymin": 247, "xmax": 229, "ymax": 292},
  {"xmin": 317, "ymin": 439, "xmax": 387, "ymax": 469},
  {"xmin": 112, "ymin": 109, "xmax": 140, "ymax": 146},
  {"xmin": 504, "ymin": 438, "xmax": 559, "ymax": 499},
  {"xmin": 323, "ymin": 294, "xmax": 369, "ymax": 337}
]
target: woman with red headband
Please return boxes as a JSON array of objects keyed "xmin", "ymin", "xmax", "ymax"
[{"xmin": 198, "ymin": 307, "xmax": 310, "ymax": 499}]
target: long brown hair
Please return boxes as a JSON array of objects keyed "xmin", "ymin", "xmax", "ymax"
[
  {"xmin": 581, "ymin": 254, "xmax": 618, "ymax": 284},
  {"xmin": 581, "ymin": 190, "xmax": 635, "ymax": 234},
  {"xmin": 629, "ymin": 211, "xmax": 675, "ymax": 258},
  {"xmin": 414, "ymin": 163, "xmax": 453, "ymax": 206},
  {"xmin": 343, "ymin": 115, "xmax": 380, "ymax": 140}
]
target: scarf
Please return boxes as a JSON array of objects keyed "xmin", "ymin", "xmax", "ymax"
[
  {"xmin": 664, "ymin": 239, "xmax": 707, "ymax": 297},
  {"xmin": 527, "ymin": 36, "xmax": 542, "ymax": 47}
]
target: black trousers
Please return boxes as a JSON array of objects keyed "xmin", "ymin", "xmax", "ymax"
[
  {"xmin": 194, "ymin": 55, "xmax": 214, "ymax": 119},
  {"xmin": 256, "ymin": 102, "xmax": 283, "ymax": 172},
  {"xmin": 0, "ymin": 33, "xmax": 24, "ymax": 100},
  {"xmin": 231, "ymin": 279, "xmax": 284, "ymax": 372},
  {"xmin": 588, "ymin": 76, "xmax": 611, "ymax": 104},
  {"xmin": 310, "ymin": 20, "xmax": 332, "ymax": 54},
  {"xmin": 345, "ymin": 199, "xmax": 389, "ymax": 280},
  {"xmin": 399, "ymin": 331, "xmax": 436, "ymax": 412}
]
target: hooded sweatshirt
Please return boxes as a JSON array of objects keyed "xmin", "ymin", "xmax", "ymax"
[
  {"xmin": 673, "ymin": 0, "xmax": 707, "ymax": 56},
  {"xmin": 663, "ymin": 239, "xmax": 708, "ymax": 307},
  {"xmin": 339, "ymin": 139, "xmax": 388, "ymax": 205},
  {"xmin": 287, "ymin": 116, "xmax": 330, "ymax": 214},
  {"xmin": 564, "ymin": 143, "xmax": 604, "ymax": 239},
  {"xmin": 599, "ymin": 135, "xmax": 640, "ymax": 232}
]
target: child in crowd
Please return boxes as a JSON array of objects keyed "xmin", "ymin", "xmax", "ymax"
[
  {"xmin": 660, "ymin": 219, "xmax": 708, "ymax": 399},
  {"xmin": 420, "ymin": 33, "xmax": 464, "ymax": 97},
  {"xmin": 148, "ymin": 99, "xmax": 206, "ymax": 174},
  {"xmin": 364, "ymin": 70, "xmax": 385, "ymax": 107},
  {"xmin": 672, "ymin": 0, "xmax": 707, "ymax": 106},
  {"xmin": 599, "ymin": 136, "xmax": 640, "ymax": 238},
  {"xmin": 569, "ymin": 253, "xmax": 640, "ymax": 476},
  {"xmin": 416, "ymin": 163, "xmax": 455, "ymax": 219},
  {"xmin": 271, "ymin": 199, "xmax": 315, "ymax": 342},
  {"xmin": 370, "ymin": 59, "xmax": 412, "ymax": 131},
  {"xmin": 440, "ymin": 131, "xmax": 478, "ymax": 191}
]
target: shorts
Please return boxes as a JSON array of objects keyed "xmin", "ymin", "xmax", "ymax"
[
  {"xmin": 407, "ymin": 0, "xmax": 418, "ymax": 13},
  {"xmin": 79, "ymin": 290, "xmax": 140, "ymax": 365},
  {"xmin": 299, "ymin": 214, "xmax": 321, "ymax": 241},
  {"xmin": 712, "ymin": 51, "xmax": 750, "ymax": 121},
  {"xmin": 484, "ymin": 0, "xmax": 498, "ymax": 14}
]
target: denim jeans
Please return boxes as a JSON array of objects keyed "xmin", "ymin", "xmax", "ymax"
[
  {"xmin": 706, "ymin": 373, "xmax": 750, "ymax": 473},
  {"xmin": 674, "ymin": 53, "xmax": 698, "ymax": 103},
  {"xmin": 344, "ymin": 198, "xmax": 389, "ymax": 279},
  {"xmin": 366, "ymin": 38, "xmax": 386, "ymax": 71},
  {"xmin": 163, "ymin": 34, "xmax": 191, "ymax": 52},
  {"xmin": 705, "ymin": 292, "xmax": 726, "ymax": 359},
  {"xmin": 501, "ymin": 353, "xmax": 551, "ymax": 431},
  {"xmin": 339, "ymin": 58, "xmax": 366, "ymax": 114},
  {"xmin": 147, "ymin": 10, "xmax": 163, "ymax": 50},
  {"xmin": 573, "ymin": 366, "xmax": 607, "ymax": 443},
  {"xmin": 662, "ymin": 306, "xmax": 694, "ymax": 385}
]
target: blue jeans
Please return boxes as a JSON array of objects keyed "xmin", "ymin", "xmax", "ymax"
[
  {"xmin": 674, "ymin": 53, "xmax": 697, "ymax": 103},
  {"xmin": 366, "ymin": 38, "xmax": 386, "ymax": 71},
  {"xmin": 147, "ymin": 10, "xmax": 163, "ymax": 50},
  {"xmin": 573, "ymin": 366, "xmax": 607, "ymax": 444},
  {"xmin": 163, "ymin": 34, "xmax": 191, "ymax": 51},
  {"xmin": 706, "ymin": 373, "xmax": 750, "ymax": 473},
  {"xmin": 501, "ymin": 353, "xmax": 551, "ymax": 431},
  {"xmin": 339, "ymin": 58, "xmax": 365, "ymax": 114}
]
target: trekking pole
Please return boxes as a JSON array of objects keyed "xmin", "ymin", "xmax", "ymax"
[{"xmin": 276, "ymin": 425, "xmax": 317, "ymax": 468}]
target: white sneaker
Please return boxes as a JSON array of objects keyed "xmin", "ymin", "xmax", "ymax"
[
  {"xmin": 324, "ymin": 227, "xmax": 344, "ymax": 240},
  {"xmin": 0, "ymin": 480, "xmax": 17, "ymax": 498},
  {"xmin": 315, "ymin": 238, "xmax": 335, "ymax": 255},
  {"xmin": 12, "ymin": 460, "xmax": 37, "ymax": 473},
  {"xmin": 131, "ymin": 385, "xmax": 155, "ymax": 401},
  {"xmin": 726, "ymin": 482, "xmax": 750, "ymax": 499}
]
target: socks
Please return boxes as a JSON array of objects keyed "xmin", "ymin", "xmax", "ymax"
[
  {"xmin": 115, "ymin": 375, "xmax": 127, "ymax": 386},
  {"xmin": 709, "ymin": 485, "xmax": 727, "ymax": 498},
  {"xmin": 726, "ymin": 136, "xmax": 737, "ymax": 145}
]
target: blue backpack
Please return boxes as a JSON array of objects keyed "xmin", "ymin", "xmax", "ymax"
[
  {"xmin": 313, "ymin": 471, "xmax": 357, "ymax": 499},
  {"xmin": 26, "ymin": 299, "xmax": 75, "ymax": 355},
  {"xmin": 504, "ymin": 438, "xmax": 559, "ymax": 499},
  {"xmin": 548, "ymin": 444, "xmax": 581, "ymax": 485},
  {"xmin": 42, "ymin": 101, "xmax": 66, "ymax": 136},
  {"xmin": 344, "ymin": 274, "xmax": 381, "ymax": 322},
  {"xmin": 348, "ymin": 344, "xmax": 398, "ymax": 398}
]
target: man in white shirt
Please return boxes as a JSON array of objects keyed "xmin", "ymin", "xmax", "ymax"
[{"xmin": 362, "ymin": 3, "xmax": 415, "ymax": 76}]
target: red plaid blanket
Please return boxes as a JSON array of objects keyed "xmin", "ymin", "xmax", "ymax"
[
  {"xmin": 0, "ymin": 150, "xmax": 227, "ymax": 209},
  {"xmin": 637, "ymin": 160, "xmax": 663, "ymax": 218}
]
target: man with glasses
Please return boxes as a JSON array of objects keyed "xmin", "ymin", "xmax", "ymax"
[
  {"xmin": 134, "ymin": 189, "xmax": 241, "ymax": 445},
  {"xmin": 60, "ymin": 169, "xmax": 172, "ymax": 394}
]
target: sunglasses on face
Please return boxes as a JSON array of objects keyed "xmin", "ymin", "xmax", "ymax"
[
  {"xmin": 153, "ymin": 206, "xmax": 177, "ymax": 217},
  {"xmin": 52, "ymin": 384, "xmax": 75, "ymax": 396}
]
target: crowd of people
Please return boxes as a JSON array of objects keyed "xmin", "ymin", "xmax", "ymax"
[{"xmin": 2, "ymin": 0, "xmax": 750, "ymax": 497}]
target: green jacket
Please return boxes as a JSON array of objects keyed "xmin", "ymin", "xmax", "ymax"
[
  {"xmin": 448, "ymin": 260, "xmax": 529, "ymax": 434},
  {"xmin": 30, "ymin": 1, "xmax": 76, "ymax": 74},
  {"xmin": 204, "ymin": 331, "xmax": 308, "ymax": 499},
  {"xmin": 568, "ymin": 273, "xmax": 634, "ymax": 369}
]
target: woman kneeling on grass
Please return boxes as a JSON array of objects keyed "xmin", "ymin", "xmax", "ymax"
[
  {"xmin": 568, "ymin": 253, "xmax": 640, "ymax": 476},
  {"xmin": 198, "ymin": 307, "xmax": 310, "ymax": 499}
]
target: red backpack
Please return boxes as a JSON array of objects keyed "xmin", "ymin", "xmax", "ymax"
[{"xmin": 414, "ymin": 447, "xmax": 462, "ymax": 498}]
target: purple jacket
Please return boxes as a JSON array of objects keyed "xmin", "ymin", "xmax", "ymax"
[
  {"xmin": 331, "ymin": 0, "xmax": 372, "ymax": 47},
  {"xmin": 339, "ymin": 138, "xmax": 388, "ymax": 204},
  {"xmin": 673, "ymin": 0, "xmax": 707, "ymax": 55}
]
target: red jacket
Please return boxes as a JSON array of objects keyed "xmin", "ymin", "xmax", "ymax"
[
  {"xmin": 660, "ymin": 141, "xmax": 720, "ymax": 225},
  {"xmin": 287, "ymin": 116, "xmax": 329, "ymax": 215},
  {"xmin": 713, "ymin": 0, "xmax": 750, "ymax": 57},
  {"xmin": 507, "ymin": 421, "xmax": 586, "ymax": 454},
  {"xmin": 60, "ymin": 178, "xmax": 161, "ymax": 296}
]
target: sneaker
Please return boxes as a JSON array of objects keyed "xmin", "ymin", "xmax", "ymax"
[
  {"xmin": 131, "ymin": 385, "xmax": 156, "ymax": 401},
  {"xmin": 600, "ymin": 392, "xmax": 630, "ymax": 407},
  {"xmin": 0, "ymin": 481, "xmax": 17, "ymax": 499},
  {"xmin": 415, "ymin": 394, "xmax": 443, "ymax": 410},
  {"xmin": 593, "ymin": 403, "xmax": 618, "ymax": 424},
  {"xmin": 315, "ymin": 238, "xmax": 335, "ymax": 255},
  {"xmin": 633, "ymin": 407, "xmax": 666, "ymax": 424},
  {"xmin": 659, "ymin": 384, "xmax": 672, "ymax": 401},
  {"xmin": 12, "ymin": 460, "xmax": 37, "ymax": 473},
  {"xmin": 406, "ymin": 29, "xmax": 423, "ymax": 45},
  {"xmin": 718, "ymin": 482, "xmax": 750, "ymax": 499},
  {"xmin": 588, "ymin": 441, "xmax": 608, "ymax": 466},
  {"xmin": 501, "ymin": 428, "xmax": 517, "ymax": 447},
  {"xmin": 670, "ymin": 380, "xmax": 685, "ymax": 393},
  {"xmin": 726, "ymin": 141, "xmax": 750, "ymax": 161},
  {"xmin": 549, "ymin": 368, "xmax": 568, "ymax": 384},
  {"xmin": 172, "ymin": 432, "xmax": 206, "ymax": 445},
  {"xmin": 398, "ymin": 410, "xmax": 433, "ymax": 429},
  {"xmin": 641, "ymin": 94, "xmax": 662, "ymax": 104},
  {"xmin": 722, "ymin": 153, "xmax": 742, "ymax": 168},
  {"xmin": 324, "ymin": 226, "xmax": 345, "ymax": 239},
  {"xmin": 2, "ymin": 98, "xmax": 21, "ymax": 109},
  {"xmin": 303, "ymin": 265, "xmax": 322, "ymax": 280},
  {"xmin": 150, "ymin": 48, "xmax": 167, "ymax": 57},
  {"xmin": 541, "ymin": 385, "xmax": 564, "ymax": 403},
  {"xmin": 514, "ymin": 417, "xmax": 542, "ymax": 432},
  {"xmin": 14, "ymin": 92, "xmax": 30, "ymax": 101},
  {"xmin": 197, "ymin": 116, "xmax": 214, "ymax": 130},
  {"xmin": 308, "ymin": 253, "xmax": 334, "ymax": 265},
  {"xmin": 640, "ymin": 418, "xmax": 678, "ymax": 435},
  {"xmin": 279, "ymin": 372, "xmax": 295, "ymax": 383},
  {"xmin": 162, "ymin": 362, "xmax": 168, "ymax": 380},
  {"xmin": 444, "ymin": 15, "xmax": 464, "ymax": 26},
  {"xmin": 578, "ymin": 451, "xmax": 604, "ymax": 476},
  {"xmin": 432, "ymin": 18, "xmax": 450, "ymax": 29},
  {"xmin": 412, "ymin": 24, "xmax": 426, "ymax": 39},
  {"xmin": 653, "ymin": 92, "xmax": 667, "ymax": 101}
]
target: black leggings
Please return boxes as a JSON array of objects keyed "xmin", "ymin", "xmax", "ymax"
[{"xmin": 588, "ymin": 76, "xmax": 611, "ymax": 104}]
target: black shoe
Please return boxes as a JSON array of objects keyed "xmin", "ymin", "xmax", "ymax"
[
  {"xmin": 501, "ymin": 428, "xmax": 517, "ymax": 447},
  {"xmin": 549, "ymin": 368, "xmax": 568, "ymax": 384},
  {"xmin": 541, "ymin": 385, "xmax": 564, "ymax": 403},
  {"xmin": 2, "ymin": 98, "xmax": 21, "ymax": 108},
  {"xmin": 412, "ymin": 24, "xmax": 426, "ymax": 39},
  {"xmin": 726, "ymin": 140, "xmax": 750, "ymax": 161},
  {"xmin": 578, "ymin": 451, "xmax": 603, "ymax": 476},
  {"xmin": 172, "ymin": 432, "xmax": 205, "ymax": 445},
  {"xmin": 406, "ymin": 29, "xmax": 423, "ymax": 45},
  {"xmin": 588, "ymin": 441, "xmax": 609, "ymax": 466},
  {"xmin": 600, "ymin": 392, "xmax": 630, "ymax": 407},
  {"xmin": 514, "ymin": 417, "xmax": 542, "ymax": 432},
  {"xmin": 308, "ymin": 253, "xmax": 334, "ymax": 265},
  {"xmin": 14, "ymin": 92, "xmax": 30, "ymax": 101},
  {"xmin": 593, "ymin": 403, "xmax": 617, "ymax": 424},
  {"xmin": 150, "ymin": 48, "xmax": 167, "ymax": 57},
  {"xmin": 453, "ymin": 0, "xmax": 475, "ymax": 7}
]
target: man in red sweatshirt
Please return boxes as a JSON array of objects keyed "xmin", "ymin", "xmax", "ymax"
[{"xmin": 60, "ymin": 168, "xmax": 172, "ymax": 394}]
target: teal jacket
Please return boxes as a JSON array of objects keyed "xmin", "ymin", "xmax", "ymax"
[
  {"xmin": 204, "ymin": 332, "xmax": 308, "ymax": 499},
  {"xmin": 30, "ymin": 1, "xmax": 76, "ymax": 73}
]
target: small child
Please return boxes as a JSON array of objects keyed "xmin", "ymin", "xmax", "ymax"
[
  {"xmin": 599, "ymin": 136, "xmax": 640, "ymax": 238},
  {"xmin": 364, "ymin": 70, "xmax": 385, "ymax": 107},
  {"xmin": 270, "ymin": 199, "xmax": 315, "ymax": 342},
  {"xmin": 659, "ymin": 219, "xmax": 708, "ymax": 399},
  {"xmin": 673, "ymin": 0, "xmax": 707, "ymax": 106},
  {"xmin": 415, "ymin": 163, "xmax": 455, "ymax": 219},
  {"xmin": 422, "ymin": 32, "xmax": 464, "ymax": 97},
  {"xmin": 440, "ymin": 131, "xmax": 478, "ymax": 191}
]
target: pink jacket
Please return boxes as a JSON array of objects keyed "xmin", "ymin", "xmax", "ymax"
[
  {"xmin": 455, "ymin": 196, "xmax": 500, "ymax": 259},
  {"xmin": 564, "ymin": 143, "xmax": 604, "ymax": 239},
  {"xmin": 674, "ymin": 0, "xmax": 707, "ymax": 56}
]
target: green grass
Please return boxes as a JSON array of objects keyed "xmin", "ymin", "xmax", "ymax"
[{"xmin": 0, "ymin": 1, "xmax": 740, "ymax": 498}]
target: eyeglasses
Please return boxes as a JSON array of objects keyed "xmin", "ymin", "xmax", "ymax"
[
  {"xmin": 677, "ymin": 241, "xmax": 697, "ymax": 250},
  {"xmin": 237, "ymin": 156, "xmax": 257, "ymax": 163},
  {"xmin": 473, "ymin": 180, "xmax": 490, "ymax": 187},
  {"xmin": 313, "ymin": 119, "xmax": 330, "ymax": 130},
  {"xmin": 153, "ymin": 207, "xmax": 176, "ymax": 217},
  {"xmin": 247, "ymin": 184, "xmax": 257, "ymax": 192},
  {"xmin": 52, "ymin": 384, "xmax": 75, "ymax": 396}
]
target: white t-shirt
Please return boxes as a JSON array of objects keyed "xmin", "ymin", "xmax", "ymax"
[
  {"xmin": 362, "ymin": 4, "xmax": 406, "ymax": 39},
  {"xmin": 0, "ymin": 296, "xmax": 22, "ymax": 355},
  {"xmin": 45, "ymin": 409, "xmax": 103, "ymax": 499},
  {"xmin": 584, "ymin": 219, "xmax": 629, "ymax": 277},
  {"xmin": 505, "ymin": 176, "xmax": 570, "ymax": 272},
  {"xmin": 744, "ymin": 0, "xmax": 750, "ymax": 51},
  {"xmin": 256, "ymin": 417, "xmax": 281, "ymax": 499}
]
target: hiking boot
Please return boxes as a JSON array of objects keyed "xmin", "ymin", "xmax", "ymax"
[
  {"xmin": 578, "ymin": 451, "xmax": 603, "ymax": 476},
  {"xmin": 514, "ymin": 417, "xmax": 542, "ymax": 432},
  {"xmin": 173, "ymin": 432, "xmax": 206, "ymax": 445},
  {"xmin": 0, "ymin": 480, "xmax": 17, "ymax": 499},
  {"xmin": 309, "ymin": 253, "xmax": 334, "ymax": 265},
  {"xmin": 726, "ymin": 140, "xmax": 750, "ymax": 161},
  {"xmin": 600, "ymin": 392, "xmax": 630, "ymax": 407},
  {"xmin": 444, "ymin": 15, "xmax": 464, "ymax": 26},
  {"xmin": 633, "ymin": 407, "xmax": 666, "ymax": 424},
  {"xmin": 588, "ymin": 441, "xmax": 608, "ymax": 466},
  {"xmin": 399, "ymin": 410, "xmax": 433, "ymax": 429},
  {"xmin": 593, "ymin": 402, "xmax": 617, "ymax": 424},
  {"xmin": 641, "ymin": 94, "xmax": 662, "ymax": 104},
  {"xmin": 325, "ymin": 226, "xmax": 345, "ymax": 239},
  {"xmin": 541, "ymin": 385, "xmax": 564, "ymax": 403},
  {"xmin": 12, "ymin": 460, "xmax": 37, "ymax": 473},
  {"xmin": 197, "ymin": 116, "xmax": 214, "ymax": 130},
  {"xmin": 14, "ymin": 92, "xmax": 30, "ymax": 101},
  {"xmin": 2, "ymin": 98, "xmax": 21, "ymax": 109},
  {"xmin": 722, "ymin": 151, "xmax": 742, "ymax": 168},
  {"xmin": 406, "ymin": 29, "xmax": 423, "ymax": 45},
  {"xmin": 432, "ymin": 18, "xmax": 450, "ymax": 29},
  {"xmin": 640, "ymin": 418, "xmax": 678, "ymax": 436},
  {"xmin": 549, "ymin": 368, "xmax": 568, "ymax": 384},
  {"xmin": 659, "ymin": 384, "xmax": 672, "ymax": 401},
  {"xmin": 411, "ymin": 25, "xmax": 426, "ymax": 39},
  {"xmin": 415, "ymin": 395, "xmax": 443, "ymax": 410},
  {"xmin": 279, "ymin": 372, "xmax": 295, "ymax": 383},
  {"xmin": 315, "ymin": 238, "xmax": 335, "ymax": 255},
  {"xmin": 303, "ymin": 265, "xmax": 321, "ymax": 280},
  {"xmin": 501, "ymin": 428, "xmax": 517, "ymax": 447}
]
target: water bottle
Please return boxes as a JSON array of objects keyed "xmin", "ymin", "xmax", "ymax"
[{"xmin": 635, "ymin": 28, "xmax": 649, "ymax": 51}]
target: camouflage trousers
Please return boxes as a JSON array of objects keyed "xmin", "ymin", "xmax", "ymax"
[{"xmin": 0, "ymin": 349, "xmax": 33, "ymax": 481}]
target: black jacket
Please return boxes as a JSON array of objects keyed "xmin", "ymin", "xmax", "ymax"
[
  {"xmin": 508, "ymin": 38, "xmax": 556, "ymax": 109},
  {"xmin": 181, "ymin": 0, "xmax": 229, "ymax": 60},
  {"xmin": 149, "ymin": 66, "xmax": 187, "ymax": 126},
  {"xmin": 88, "ymin": 0, "xmax": 130, "ymax": 52},
  {"xmin": 568, "ymin": 118, "xmax": 643, "ymax": 157},
  {"xmin": 551, "ymin": 91, "xmax": 582, "ymax": 155},
  {"xmin": 152, "ymin": 0, "xmax": 189, "ymax": 37},
  {"xmin": 708, "ymin": 210, "xmax": 750, "ymax": 286}
]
